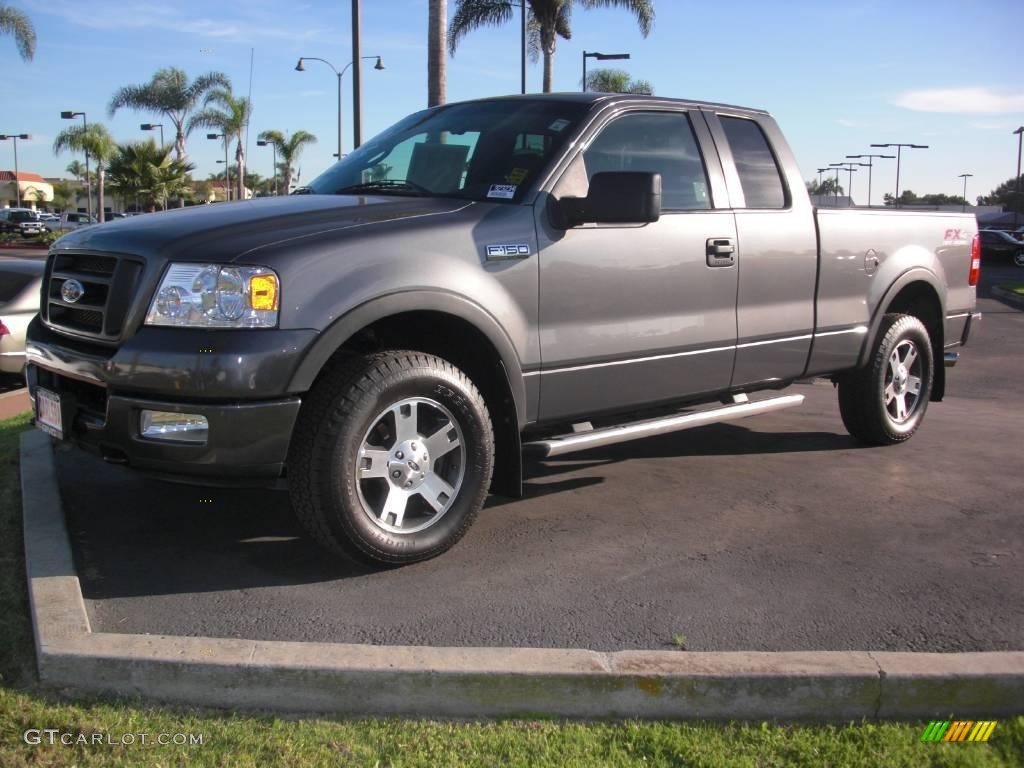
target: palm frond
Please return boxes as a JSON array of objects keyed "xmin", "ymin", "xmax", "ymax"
[
  {"xmin": 448, "ymin": 0, "xmax": 515, "ymax": 55},
  {"xmin": 0, "ymin": 5, "xmax": 36, "ymax": 62},
  {"xmin": 577, "ymin": 0, "xmax": 654, "ymax": 36}
]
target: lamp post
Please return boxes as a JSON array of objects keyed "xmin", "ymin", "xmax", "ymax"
[
  {"xmin": 208, "ymin": 133, "xmax": 230, "ymax": 201},
  {"xmin": 957, "ymin": 173, "xmax": 973, "ymax": 213},
  {"xmin": 870, "ymin": 142, "xmax": 928, "ymax": 207},
  {"xmin": 60, "ymin": 110, "xmax": 91, "ymax": 218},
  {"xmin": 816, "ymin": 167, "xmax": 829, "ymax": 192},
  {"xmin": 520, "ymin": 0, "xmax": 527, "ymax": 94},
  {"xmin": 846, "ymin": 153, "xmax": 895, "ymax": 207},
  {"xmin": 1014, "ymin": 127, "xmax": 1024, "ymax": 228},
  {"xmin": 0, "ymin": 133, "xmax": 30, "ymax": 208},
  {"xmin": 582, "ymin": 51, "xmax": 630, "ymax": 92},
  {"xmin": 295, "ymin": 55, "xmax": 384, "ymax": 160},
  {"xmin": 830, "ymin": 163, "xmax": 860, "ymax": 207},
  {"xmin": 140, "ymin": 123, "xmax": 164, "ymax": 146},
  {"xmin": 256, "ymin": 139, "xmax": 278, "ymax": 196}
]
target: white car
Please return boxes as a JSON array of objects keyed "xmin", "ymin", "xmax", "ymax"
[{"xmin": 44, "ymin": 212, "xmax": 97, "ymax": 232}]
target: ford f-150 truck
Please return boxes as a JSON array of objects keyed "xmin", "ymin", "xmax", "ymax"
[{"xmin": 25, "ymin": 93, "xmax": 980, "ymax": 565}]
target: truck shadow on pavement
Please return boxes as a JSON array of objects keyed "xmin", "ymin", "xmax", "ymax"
[{"xmin": 58, "ymin": 421, "xmax": 859, "ymax": 601}]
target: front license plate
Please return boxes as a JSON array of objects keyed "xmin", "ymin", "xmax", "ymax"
[{"xmin": 36, "ymin": 388, "xmax": 63, "ymax": 440}]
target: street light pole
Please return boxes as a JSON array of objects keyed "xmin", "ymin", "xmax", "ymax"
[
  {"xmin": 352, "ymin": 0, "xmax": 363, "ymax": 148},
  {"xmin": 846, "ymin": 153, "xmax": 895, "ymax": 207},
  {"xmin": 61, "ymin": 111, "xmax": 90, "ymax": 218},
  {"xmin": 208, "ymin": 133, "xmax": 230, "ymax": 201},
  {"xmin": 257, "ymin": 139, "xmax": 278, "ymax": 195},
  {"xmin": 581, "ymin": 51, "xmax": 630, "ymax": 92},
  {"xmin": 1014, "ymin": 127, "xmax": 1024, "ymax": 229},
  {"xmin": 296, "ymin": 55, "xmax": 384, "ymax": 160},
  {"xmin": 871, "ymin": 142, "xmax": 928, "ymax": 208},
  {"xmin": 521, "ymin": 0, "xmax": 527, "ymax": 94},
  {"xmin": 816, "ymin": 167, "xmax": 829, "ymax": 190},
  {"xmin": 141, "ymin": 123, "xmax": 164, "ymax": 147},
  {"xmin": 831, "ymin": 163, "xmax": 860, "ymax": 207},
  {"xmin": 0, "ymin": 134, "xmax": 30, "ymax": 208},
  {"xmin": 958, "ymin": 173, "xmax": 973, "ymax": 213}
]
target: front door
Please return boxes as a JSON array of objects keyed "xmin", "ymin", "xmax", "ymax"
[{"xmin": 535, "ymin": 109, "xmax": 738, "ymax": 422}]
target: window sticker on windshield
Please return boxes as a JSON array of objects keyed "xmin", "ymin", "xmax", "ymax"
[
  {"xmin": 487, "ymin": 184, "xmax": 517, "ymax": 200},
  {"xmin": 505, "ymin": 167, "xmax": 530, "ymax": 185},
  {"xmin": 548, "ymin": 118, "xmax": 571, "ymax": 132}
]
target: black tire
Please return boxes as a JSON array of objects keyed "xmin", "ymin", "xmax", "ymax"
[
  {"xmin": 838, "ymin": 313, "xmax": 934, "ymax": 445},
  {"xmin": 288, "ymin": 351, "xmax": 494, "ymax": 565}
]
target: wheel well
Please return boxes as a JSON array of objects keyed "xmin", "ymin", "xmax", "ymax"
[
  {"xmin": 882, "ymin": 281, "xmax": 946, "ymax": 401},
  {"xmin": 330, "ymin": 311, "xmax": 522, "ymax": 497}
]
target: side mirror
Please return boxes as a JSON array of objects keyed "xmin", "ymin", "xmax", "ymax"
[{"xmin": 558, "ymin": 171, "xmax": 662, "ymax": 228}]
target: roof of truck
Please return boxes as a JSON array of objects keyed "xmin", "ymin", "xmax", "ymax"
[{"xmin": 457, "ymin": 92, "xmax": 769, "ymax": 115}]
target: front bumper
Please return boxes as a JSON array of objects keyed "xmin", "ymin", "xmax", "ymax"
[{"xmin": 25, "ymin": 317, "xmax": 318, "ymax": 482}]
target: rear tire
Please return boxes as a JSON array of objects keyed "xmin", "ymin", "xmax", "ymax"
[
  {"xmin": 288, "ymin": 351, "xmax": 494, "ymax": 565},
  {"xmin": 838, "ymin": 313, "xmax": 934, "ymax": 445}
]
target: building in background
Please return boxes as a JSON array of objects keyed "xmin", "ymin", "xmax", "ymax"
[{"xmin": 0, "ymin": 171, "xmax": 54, "ymax": 209}]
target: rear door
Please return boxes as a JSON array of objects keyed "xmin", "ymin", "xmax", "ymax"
[
  {"xmin": 534, "ymin": 107, "xmax": 738, "ymax": 421},
  {"xmin": 702, "ymin": 111, "xmax": 818, "ymax": 387}
]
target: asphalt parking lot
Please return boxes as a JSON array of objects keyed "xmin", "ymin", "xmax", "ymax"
[{"xmin": 56, "ymin": 264, "xmax": 1023, "ymax": 653}]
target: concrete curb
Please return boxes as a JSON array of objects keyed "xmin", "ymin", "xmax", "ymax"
[
  {"xmin": 20, "ymin": 430, "xmax": 1024, "ymax": 719},
  {"xmin": 991, "ymin": 285, "xmax": 1024, "ymax": 310}
]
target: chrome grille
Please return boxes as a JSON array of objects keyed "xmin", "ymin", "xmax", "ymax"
[{"xmin": 44, "ymin": 251, "xmax": 144, "ymax": 342}]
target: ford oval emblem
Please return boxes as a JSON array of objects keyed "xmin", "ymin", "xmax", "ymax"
[{"xmin": 61, "ymin": 278, "xmax": 85, "ymax": 304}]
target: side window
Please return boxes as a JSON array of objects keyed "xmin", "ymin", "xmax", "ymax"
[
  {"xmin": 578, "ymin": 112, "xmax": 711, "ymax": 211},
  {"xmin": 719, "ymin": 116, "xmax": 786, "ymax": 209}
]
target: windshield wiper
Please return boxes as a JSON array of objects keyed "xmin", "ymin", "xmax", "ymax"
[{"xmin": 333, "ymin": 180, "xmax": 431, "ymax": 197}]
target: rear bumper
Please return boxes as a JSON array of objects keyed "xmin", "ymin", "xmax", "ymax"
[{"xmin": 24, "ymin": 316, "xmax": 316, "ymax": 482}]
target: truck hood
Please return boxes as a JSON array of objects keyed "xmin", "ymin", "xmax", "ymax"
[{"xmin": 51, "ymin": 194, "xmax": 472, "ymax": 262}]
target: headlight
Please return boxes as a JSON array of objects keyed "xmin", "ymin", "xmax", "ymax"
[{"xmin": 145, "ymin": 264, "xmax": 279, "ymax": 328}]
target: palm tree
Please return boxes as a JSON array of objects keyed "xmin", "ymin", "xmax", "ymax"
[
  {"xmin": 51, "ymin": 180, "xmax": 75, "ymax": 212},
  {"xmin": 188, "ymin": 88, "xmax": 252, "ymax": 202},
  {"xmin": 108, "ymin": 67, "xmax": 231, "ymax": 161},
  {"xmin": 256, "ymin": 130, "xmax": 317, "ymax": 195},
  {"xmin": 106, "ymin": 140, "xmax": 195, "ymax": 212},
  {"xmin": 584, "ymin": 67, "xmax": 652, "ymax": 94},
  {"xmin": 450, "ymin": 0, "xmax": 654, "ymax": 93},
  {"xmin": 0, "ymin": 4, "xmax": 35, "ymax": 62},
  {"xmin": 428, "ymin": 0, "xmax": 447, "ymax": 106},
  {"xmin": 53, "ymin": 124, "xmax": 116, "ymax": 222}
]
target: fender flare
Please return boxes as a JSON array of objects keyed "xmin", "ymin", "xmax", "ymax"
[
  {"xmin": 287, "ymin": 289, "xmax": 527, "ymax": 428},
  {"xmin": 857, "ymin": 267, "xmax": 946, "ymax": 368}
]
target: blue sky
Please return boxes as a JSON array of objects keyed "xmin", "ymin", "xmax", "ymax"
[{"xmin": 3, "ymin": 0, "xmax": 1023, "ymax": 204}]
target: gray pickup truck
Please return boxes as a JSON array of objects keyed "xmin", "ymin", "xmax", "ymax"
[{"xmin": 26, "ymin": 93, "xmax": 980, "ymax": 565}]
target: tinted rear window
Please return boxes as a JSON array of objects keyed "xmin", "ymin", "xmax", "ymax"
[{"xmin": 719, "ymin": 116, "xmax": 787, "ymax": 209}]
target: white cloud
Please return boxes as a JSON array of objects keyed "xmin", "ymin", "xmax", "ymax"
[
  {"xmin": 892, "ymin": 87, "xmax": 1024, "ymax": 114},
  {"xmin": 836, "ymin": 118, "xmax": 859, "ymax": 128}
]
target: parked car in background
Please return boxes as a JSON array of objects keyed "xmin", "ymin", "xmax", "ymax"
[
  {"xmin": 0, "ymin": 208, "xmax": 46, "ymax": 238},
  {"xmin": 0, "ymin": 259, "xmax": 44, "ymax": 379},
  {"xmin": 39, "ymin": 213, "xmax": 59, "ymax": 224},
  {"xmin": 979, "ymin": 229, "xmax": 1024, "ymax": 266},
  {"xmin": 45, "ymin": 212, "xmax": 97, "ymax": 232}
]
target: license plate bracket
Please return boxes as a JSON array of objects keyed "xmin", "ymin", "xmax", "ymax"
[{"xmin": 36, "ymin": 388, "xmax": 64, "ymax": 440}]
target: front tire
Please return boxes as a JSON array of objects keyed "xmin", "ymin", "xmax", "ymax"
[
  {"xmin": 838, "ymin": 313, "xmax": 934, "ymax": 445},
  {"xmin": 288, "ymin": 351, "xmax": 494, "ymax": 565}
]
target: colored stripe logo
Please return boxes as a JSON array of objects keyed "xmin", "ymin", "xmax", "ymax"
[{"xmin": 921, "ymin": 721, "xmax": 997, "ymax": 742}]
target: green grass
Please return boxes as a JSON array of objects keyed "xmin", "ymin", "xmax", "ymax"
[
  {"xmin": 997, "ymin": 283, "xmax": 1024, "ymax": 296},
  {"xmin": 1, "ymin": 413, "xmax": 1022, "ymax": 767}
]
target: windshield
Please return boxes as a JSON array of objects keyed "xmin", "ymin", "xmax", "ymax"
[
  {"xmin": 304, "ymin": 99, "xmax": 588, "ymax": 203},
  {"xmin": 10, "ymin": 211, "xmax": 39, "ymax": 222}
]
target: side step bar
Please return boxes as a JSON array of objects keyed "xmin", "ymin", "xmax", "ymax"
[{"xmin": 523, "ymin": 393, "xmax": 805, "ymax": 458}]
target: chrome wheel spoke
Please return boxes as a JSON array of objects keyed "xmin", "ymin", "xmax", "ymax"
[
  {"xmin": 907, "ymin": 375, "xmax": 922, "ymax": 394},
  {"xmin": 418, "ymin": 474, "xmax": 455, "ymax": 514},
  {"xmin": 423, "ymin": 421, "xmax": 460, "ymax": 460},
  {"xmin": 381, "ymin": 488, "xmax": 409, "ymax": 527},
  {"xmin": 391, "ymin": 401, "xmax": 419, "ymax": 443},
  {"xmin": 889, "ymin": 352, "xmax": 901, "ymax": 379},
  {"xmin": 358, "ymin": 449, "xmax": 391, "ymax": 478},
  {"xmin": 894, "ymin": 392, "xmax": 908, "ymax": 421},
  {"xmin": 884, "ymin": 383, "xmax": 896, "ymax": 404},
  {"xmin": 903, "ymin": 344, "xmax": 917, "ymax": 369}
]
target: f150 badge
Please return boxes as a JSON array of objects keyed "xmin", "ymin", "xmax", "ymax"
[{"xmin": 485, "ymin": 243, "xmax": 531, "ymax": 260}]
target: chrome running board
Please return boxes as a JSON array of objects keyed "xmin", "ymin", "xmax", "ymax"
[{"xmin": 523, "ymin": 393, "xmax": 805, "ymax": 458}]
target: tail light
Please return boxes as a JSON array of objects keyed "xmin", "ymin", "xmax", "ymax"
[
  {"xmin": 969, "ymin": 233, "xmax": 981, "ymax": 287},
  {"xmin": 0, "ymin": 320, "xmax": 9, "ymax": 338}
]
